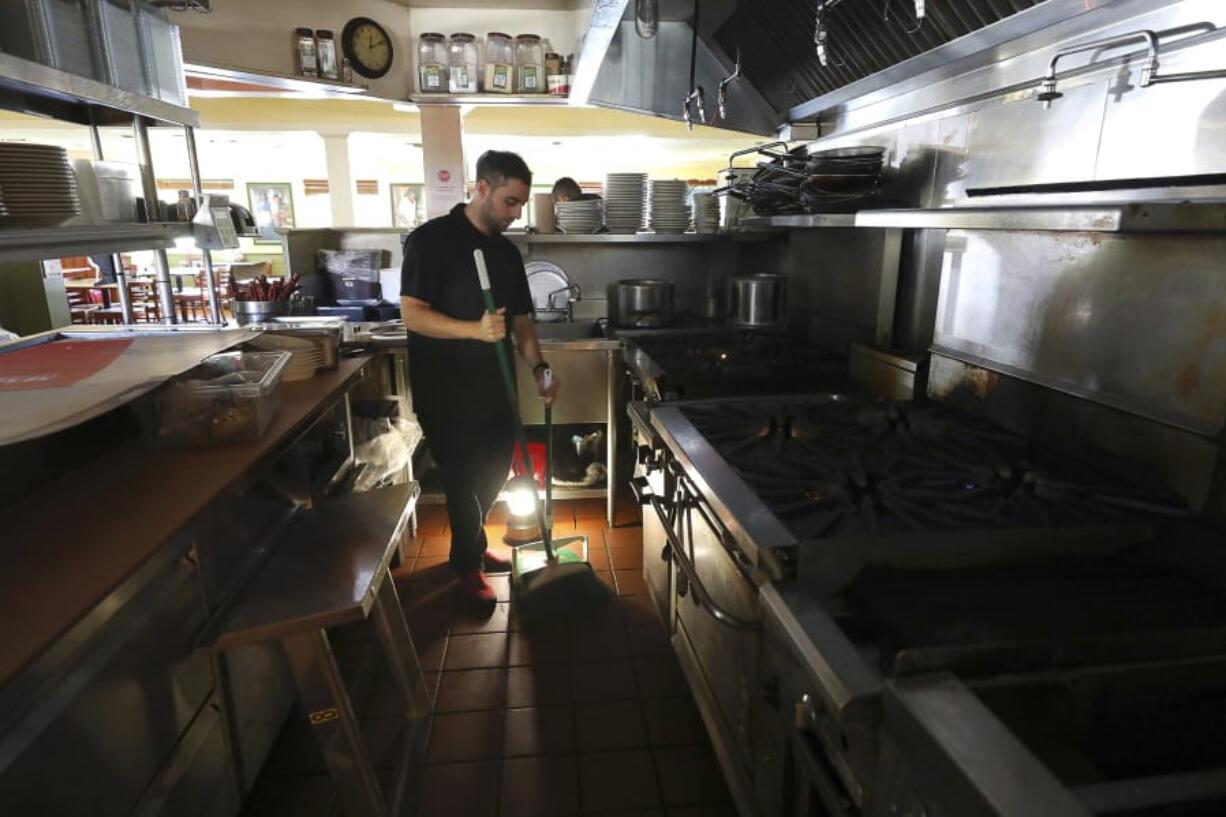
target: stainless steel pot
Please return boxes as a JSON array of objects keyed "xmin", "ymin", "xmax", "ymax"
[
  {"xmin": 614, "ymin": 278, "xmax": 674, "ymax": 327},
  {"xmin": 728, "ymin": 273, "xmax": 786, "ymax": 329}
]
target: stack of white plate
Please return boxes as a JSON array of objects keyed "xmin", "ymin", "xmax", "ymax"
[
  {"xmin": 693, "ymin": 192, "xmax": 721, "ymax": 234},
  {"xmin": 648, "ymin": 179, "xmax": 691, "ymax": 234},
  {"xmin": 603, "ymin": 172, "xmax": 647, "ymax": 234},
  {"xmin": 0, "ymin": 143, "xmax": 81, "ymax": 227},
  {"xmin": 555, "ymin": 199, "xmax": 604, "ymax": 234},
  {"xmin": 250, "ymin": 333, "xmax": 323, "ymax": 382}
]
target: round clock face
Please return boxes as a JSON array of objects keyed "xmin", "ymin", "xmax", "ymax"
[{"xmin": 342, "ymin": 17, "xmax": 393, "ymax": 79}]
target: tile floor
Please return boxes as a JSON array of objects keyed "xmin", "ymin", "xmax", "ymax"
[{"xmin": 241, "ymin": 499, "xmax": 735, "ymax": 817}]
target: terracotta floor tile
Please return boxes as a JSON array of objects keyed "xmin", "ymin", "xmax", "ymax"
[
  {"xmin": 400, "ymin": 533, "xmax": 426, "ymax": 559},
  {"xmin": 503, "ymin": 706, "xmax": 575, "ymax": 757},
  {"xmin": 487, "ymin": 502, "xmax": 511, "ymax": 525},
  {"xmin": 568, "ymin": 597, "xmax": 626, "ymax": 632},
  {"xmin": 574, "ymin": 699, "xmax": 648, "ymax": 753},
  {"xmin": 633, "ymin": 658, "xmax": 688, "ymax": 698},
  {"xmin": 509, "ymin": 630, "xmax": 570, "ymax": 665},
  {"xmin": 451, "ymin": 601, "xmax": 513, "ymax": 635},
  {"xmin": 436, "ymin": 668, "xmax": 507, "ymax": 712},
  {"xmin": 405, "ymin": 598, "xmax": 454, "ymax": 638},
  {"xmin": 594, "ymin": 570, "xmax": 617, "ymax": 595},
  {"xmin": 485, "ymin": 524, "xmax": 512, "ymax": 547},
  {"xmin": 619, "ymin": 594, "xmax": 663, "ymax": 626},
  {"xmin": 608, "ymin": 544, "xmax": 644, "ymax": 570},
  {"xmin": 573, "ymin": 499, "xmax": 607, "ymax": 522},
  {"xmin": 666, "ymin": 805, "xmax": 737, "ymax": 817},
  {"xmin": 241, "ymin": 774, "xmax": 335, "ymax": 817},
  {"xmin": 627, "ymin": 625, "xmax": 673, "ymax": 660},
  {"xmin": 614, "ymin": 570, "xmax": 649, "ymax": 597},
  {"xmin": 421, "ymin": 535, "xmax": 453, "ymax": 557},
  {"xmin": 418, "ymin": 760, "xmax": 499, "ymax": 817},
  {"xmin": 364, "ymin": 671, "xmax": 441, "ymax": 718},
  {"xmin": 415, "ymin": 506, "xmax": 450, "ymax": 536},
  {"xmin": 428, "ymin": 710, "xmax": 505, "ymax": 763},
  {"xmin": 653, "ymin": 744, "xmax": 732, "ymax": 805},
  {"xmin": 445, "ymin": 633, "xmax": 510, "ymax": 670},
  {"xmin": 500, "ymin": 755, "xmax": 580, "ymax": 817},
  {"xmin": 414, "ymin": 633, "xmax": 449, "ymax": 673},
  {"xmin": 640, "ymin": 697, "xmax": 707, "ymax": 747},
  {"xmin": 605, "ymin": 526, "xmax": 644, "ymax": 549},
  {"xmin": 579, "ymin": 749, "xmax": 661, "ymax": 812},
  {"xmin": 362, "ymin": 716, "xmax": 407, "ymax": 769},
  {"xmin": 570, "ymin": 661, "xmax": 637, "ymax": 702},
  {"xmin": 569, "ymin": 626, "xmax": 630, "ymax": 664},
  {"xmin": 507, "ymin": 664, "xmax": 572, "ymax": 707}
]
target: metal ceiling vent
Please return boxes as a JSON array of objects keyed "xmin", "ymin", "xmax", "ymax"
[{"xmin": 714, "ymin": 0, "xmax": 1046, "ymax": 114}]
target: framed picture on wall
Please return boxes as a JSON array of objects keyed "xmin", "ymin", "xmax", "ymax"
[
  {"xmin": 247, "ymin": 182, "xmax": 296, "ymax": 243},
  {"xmin": 390, "ymin": 183, "xmax": 426, "ymax": 229}
]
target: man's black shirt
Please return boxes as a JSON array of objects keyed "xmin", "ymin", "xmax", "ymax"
[{"xmin": 400, "ymin": 204, "xmax": 532, "ymax": 419}]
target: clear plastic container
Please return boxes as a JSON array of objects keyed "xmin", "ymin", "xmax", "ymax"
[
  {"xmin": 515, "ymin": 34, "xmax": 544, "ymax": 93},
  {"xmin": 136, "ymin": 350, "xmax": 291, "ymax": 447},
  {"xmin": 417, "ymin": 32, "xmax": 447, "ymax": 93},
  {"xmin": 483, "ymin": 31, "xmax": 513, "ymax": 93},
  {"xmin": 448, "ymin": 33, "xmax": 478, "ymax": 94}
]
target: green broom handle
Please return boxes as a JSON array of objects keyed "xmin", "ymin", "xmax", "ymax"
[{"xmin": 474, "ymin": 250, "xmax": 554, "ymax": 556}]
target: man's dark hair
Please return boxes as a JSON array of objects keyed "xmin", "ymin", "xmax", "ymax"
[
  {"xmin": 476, "ymin": 150, "xmax": 532, "ymax": 188},
  {"xmin": 552, "ymin": 177, "xmax": 582, "ymax": 200}
]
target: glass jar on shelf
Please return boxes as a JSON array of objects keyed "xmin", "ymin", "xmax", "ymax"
[
  {"xmin": 514, "ymin": 34, "xmax": 544, "ymax": 94},
  {"xmin": 417, "ymin": 32, "xmax": 447, "ymax": 93},
  {"xmin": 448, "ymin": 33, "xmax": 479, "ymax": 93},
  {"xmin": 315, "ymin": 29, "xmax": 338, "ymax": 80},
  {"xmin": 294, "ymin": 27, "xmax": 318, "ymax": 78},
  {"xmin": 483, "ymin": 32, "xmax": 514, "ymax": 94}
]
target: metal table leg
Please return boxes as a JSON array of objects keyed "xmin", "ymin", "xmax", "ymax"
[
  {"xmin": 282, "ymin": 629, "xmax": 386, "ymax": 817},
  {"xmin": 371, "ymin": 571, "xmax": 431, "ymax": 718}
]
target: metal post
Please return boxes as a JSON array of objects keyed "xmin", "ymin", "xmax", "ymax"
[
  {"xmin": 132, "ymin": 115, "xmax": 177, "ymax": 324},
  {"xmin": 89, "ymin": 115, "xmax": 135, "ymax": 325},
  {"xmin": 184, "ymin": 125, "xmax": 222, "ymax": 324},
  {"xmin": 607, "ymin": 349, "xmax": 617, "ymax": 527}
]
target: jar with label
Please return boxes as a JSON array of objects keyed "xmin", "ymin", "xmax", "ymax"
[
  {"xmin": 417, "ymin": 33, "xmax": 447, "ymax": 93},
  {"xmin": 514, "ymin": 34, "xmax": 544, "ymax": 94},
  {"xmin": 448, "ymin": 33, "xmax": 479, "ymax": 93},
  {"xmin": 294, "ymin": 27, "xmax": 318, "ymax": 78},
  {"xmin": 315, "ymin": 29, "xmax": 338, "ymax": 80},
  {"xmin": 483, "ymin": 32, "xmax": 513, "ymax": 93},
  {"xmin": 545, "ymin": 51, "xmax": 564, "ymax": 95}
]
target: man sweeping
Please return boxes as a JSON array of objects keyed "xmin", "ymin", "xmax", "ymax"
[{"xmin": 401, "ymin": 150, "xmax": 559, "ymax": 608}]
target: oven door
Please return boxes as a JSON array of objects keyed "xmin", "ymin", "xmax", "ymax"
[
  {"xmin": 629, "ymin": 401, "xmax": 673, "ymax": 627},
  {"xmin": 656, "ymin": 472, "xmax": 763, "ymax": 783}
]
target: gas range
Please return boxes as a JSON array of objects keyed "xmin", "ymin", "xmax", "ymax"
[{"xmin": 640, "ymin": 391, "xmax": 1226, "ymax": 816}]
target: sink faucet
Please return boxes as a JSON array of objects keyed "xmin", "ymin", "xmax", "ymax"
[{"xmin": 546, "ymin": 283, "xmax": 582, "ymax": 321}]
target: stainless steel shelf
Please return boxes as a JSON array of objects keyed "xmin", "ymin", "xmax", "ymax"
[
  {"xmin": 508, "ymin": 232, "xmax": 754, "ymax": 244},
  {"xmin": 0, "ymin": 223, "xmax": 194, "ymax": 264},
  {"xmin": 854, "ymin": 203, "xmax": 1226, "ymax": 232},
  {"xmin": 409, "ymin": 93, "xmax": 569, "ymax": 106},
  {"xmin": 0, "ymin": 52, "xmax": 199, "ymax": 127},
  {"xmin": 739, "ymin": 214, "xmax": 859, "ymax": 229}
]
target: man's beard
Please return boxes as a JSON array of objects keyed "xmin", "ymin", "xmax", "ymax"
[{"xmin": 480, "ymin": 201, "xmax": 505, "ymax": 234}]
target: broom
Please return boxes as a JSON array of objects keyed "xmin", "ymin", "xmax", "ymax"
[{"xmin": 473, "ymin": 249, "xmax": 609, "ymax": 622}]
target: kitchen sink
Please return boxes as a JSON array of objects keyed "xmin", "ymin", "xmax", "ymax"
[{"xmin": 532, "ymin": 320, "xmax": 606, "ymax": 340}]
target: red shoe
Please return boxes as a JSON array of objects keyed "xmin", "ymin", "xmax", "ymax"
[
  {"xmin": 483, "ymin": 548, "xmax": 513, "ymax": 574},
  {"xmin": 459, "ymin": 569, "xmax": 497, "ymax": 605}
]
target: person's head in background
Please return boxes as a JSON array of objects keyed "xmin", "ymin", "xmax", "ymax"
[
  {"xmin": 552, "ymin": 177, "xmax": 583, "ymax": 203},
  {"xmin": 470, "ymin": 150, "xmax": 533, "ymax": 234}
]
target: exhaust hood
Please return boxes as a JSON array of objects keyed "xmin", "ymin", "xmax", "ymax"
[{"xmin": 575, "ymin": 0, "xmax": 1051, "ymax": 137}]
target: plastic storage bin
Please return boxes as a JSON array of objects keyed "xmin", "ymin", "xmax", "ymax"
[{"xmin": 137, "ymin": 350, "xmax": 291, "ymax": 447}]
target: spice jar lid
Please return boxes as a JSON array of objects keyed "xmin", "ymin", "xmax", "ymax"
[
  {"xmin": 515, "ymin": 34, "xmax": 542, "ymax": 42},
  {"xmin": 487, "ymin": 31, "xmax": 512, "ymax": 40},
  {"xmin": 295, "ymin": 27, "xmax": 314, "ymax": 37},
  {"xmin": 450, "ymin": 32, "xmax": 476, "ymax": 42},
  {"xmin": 315, "ymin": 29, "xmax": 333, "ymax": 38},
  {"xmin": 420, "ymin": 32, "xmax": 446, "ymax": 40}
]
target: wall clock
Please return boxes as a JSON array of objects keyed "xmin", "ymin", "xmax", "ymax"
[{"xmin": 341, "ymin": 17, "xmax": 394, "ymax": 80}]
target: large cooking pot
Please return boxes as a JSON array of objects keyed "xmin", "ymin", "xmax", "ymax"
[
  {"xmin": 614, "ymin": 278, "xmax": 674, "ymax": 327},
  {"xmin": 728, "ymin": 273, "xmax": 786, "ymax": 329}
]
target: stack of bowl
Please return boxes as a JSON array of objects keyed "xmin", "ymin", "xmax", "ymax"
[
  {"xmin": 603, "ymin": 172, "xmax": 647, "ymax": 234},
  {"xmin": 648, "ymin": 179, "xmax": 691, "ymax": 234},
  {"xmin": 0, "ymin": 143, "xmax": 82, "ymax": 227}
]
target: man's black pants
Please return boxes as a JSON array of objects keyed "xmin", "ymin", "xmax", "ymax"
[{"xmin": 419, "ymin": 407, "xmax": 516, "ymax": 573}]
